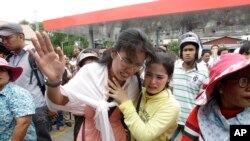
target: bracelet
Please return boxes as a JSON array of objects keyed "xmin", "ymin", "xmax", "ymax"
[{"xmin": 44, "ymin": 78, "xmax": 62, "ymax": 88}]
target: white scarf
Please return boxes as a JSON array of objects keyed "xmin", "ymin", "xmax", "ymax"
[{"xmin": 198, "ymin": 99, "xmax": 250, "ymax": 141}]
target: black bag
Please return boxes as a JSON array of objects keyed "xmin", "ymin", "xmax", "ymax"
[{"xmin": 6, "ymin": 49, "xmax": 46, "ymax": 95}]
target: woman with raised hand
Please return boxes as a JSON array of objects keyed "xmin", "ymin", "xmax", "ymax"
[
  {"xmin": 29, "ymin": 29, "xmax": 155, "ymax": 141},
  {"xmin": 108, "ymin": 52, "xmax": 181, "ymax": 141}
]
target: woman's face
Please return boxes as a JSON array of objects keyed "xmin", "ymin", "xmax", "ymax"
[
  {"xmin": 211, "ymin": 46, "xmax": 219, "ymax": 56},
  {"xmin": 0, "ymin": 68, "xmax": 10, "ymax": 90},
  {"xmin": 219, "ymin": 66, "xmax": 250, "ymax": 109},
  {"xmin": 111, "ymin": 50, "xmax": 146, "ymax": 82},
  {"xmin": 202, "ymin": 53, "xmax": 210, "ymax": 63},
  {"xmin": 144, "ymin": 63, "xmax": 169, "ymax": 95}
]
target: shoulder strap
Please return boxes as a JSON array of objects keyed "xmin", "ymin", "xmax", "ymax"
[
  {"xmin": 28, "ymin": 48, "xmax": 46, "ymax": 95},
  {"xmin": 135, "ymin": 72, "xmax": 142, "ymax": 113},
  {"xmin": 5, "ymin": 51, "xmax": 14, "ymax": 62}
]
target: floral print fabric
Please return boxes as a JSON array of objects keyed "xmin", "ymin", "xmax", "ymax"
[{"xmin": 0, "ymin": 82, "xmax": 36, "ymax": 141}]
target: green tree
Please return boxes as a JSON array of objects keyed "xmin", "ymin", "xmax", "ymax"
[
  {"xmin": 30, "ymin": 22, "xmax": 43, "ymax": 32},
  {"xmin": 49, "ymin": 32, "xmax": 71, "ymax": 56},
  {"xmin": 79, "ymin": 37, "xmax": 89, "ymax": 49},
  {"xmin": 167, "ymin": 40, "xmax": 179, "ymax": 55},
  {"xmin": 29, "ymin": 22, "xmax": 89, "ymax": 57},
  {"xmin": 48, "ymin": 33, "xmax": 89, "ymax": 57},
  {"xmin": 49, "ymin": 32, "xmax": 65, "ymax": 48},
  {"xmin": 66, "ymin": 35, "xmax": 89, "ymax": 49},
  {"xmin": 103, "ymin": 40, "xmax": 113, "ymax": 48},
  {"xmin": 19, "ymin": 20, "xmax": 29, "ymax": 25}
]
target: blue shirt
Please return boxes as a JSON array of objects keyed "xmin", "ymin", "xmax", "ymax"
[{"xmin": 0, "ymin": 82, "xmax": 36, "ymax": 141}]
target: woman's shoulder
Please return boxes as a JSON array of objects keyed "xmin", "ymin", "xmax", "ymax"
[
  {"xmin": 3, "ymin": 83, "xmax": 34, "ymax": 107},
  {"xmin": 9, "ymin": 82, "xmax": 29, "ymax": 91},
  {"xmin": 163, "ymin": 89, "xmax": 181, "ymax": 108},
  {"xmin": 5, "ymin": 83, "xmax": 32, "ymax": 98}
]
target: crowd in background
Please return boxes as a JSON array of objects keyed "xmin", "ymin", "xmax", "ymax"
[{"xmin": 0, "ymin": 22, "xmax": 250, "ymax": 141}]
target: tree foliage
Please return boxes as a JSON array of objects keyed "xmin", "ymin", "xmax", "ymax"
[
  {"xmin": 167, "ymin": 40, "xmax": 179, "ymax": 55},
  {"xmin": 28, "ymin": 22, "xmax": 89, "ymax": 57},
  {"xmin": 30, "ymin": 22, "xmax": 44, "ymax": 32},
  {"xmin": 19, "ymin": 20, "xmax": 29, "ymax": 25},
  {"xmin": 103, "ymin": 40, "xmax": 113, "ymax": 48},
  {"xmin": 48, "ymin": 33, "xmax": 89, "ymax": 57}
]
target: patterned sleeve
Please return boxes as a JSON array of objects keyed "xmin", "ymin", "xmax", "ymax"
[
  {"xmin": 8, "ymin": 86, "xmax": 35, "ymax": 118},
  {"xmin": 182, "ymin": 106, "xmax": 201, "ymax": 141}
]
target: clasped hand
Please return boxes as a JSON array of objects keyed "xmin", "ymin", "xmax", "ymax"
[{"xmin": 107, "ymin": 77, "xmax": 129, "ymax": 104}]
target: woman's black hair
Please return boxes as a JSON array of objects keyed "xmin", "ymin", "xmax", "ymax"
[
  {"xmin": 201, "ymin": 50, "xmax": 211, "ymax": 57},
  {"xmin": 217, "ymin": 47, "xmax": 228, "ymax": 56},
  {"xmin": 0, "ymin": 42, "xmax": 10, "ymax": 55},
  {"xmin": 98, "ymin": 28, "xmax": 155, "ymax": 66},
  {"xmin": 239, "ymin": 41, "xmax": 250, "ymax": 55},
  {"xmin": 145, "ymin": 52, "xmax": 175, "ymax": 88}
]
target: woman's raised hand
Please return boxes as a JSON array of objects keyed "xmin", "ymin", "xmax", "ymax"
[{"xmin": 29, "ymin": 31, "xmax": 65, "ymax": 83}]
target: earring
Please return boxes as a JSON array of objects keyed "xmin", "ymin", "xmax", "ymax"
[{"xmin": 216, "ymin": 82, "xmax": 224, "ymax": 94}]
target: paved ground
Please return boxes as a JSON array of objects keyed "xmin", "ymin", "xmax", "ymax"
[
  {"xmin": 51, "ymin": 117, "xmax": 75, "ymax": 141},
  {"xmin": 51, "ymin": 123, "xmax": 74, "ymax": 141}
]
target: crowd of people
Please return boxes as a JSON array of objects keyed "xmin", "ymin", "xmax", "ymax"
[{"xmin": 0, "ymin": 22, "xmax": 250, "ymax": 141}]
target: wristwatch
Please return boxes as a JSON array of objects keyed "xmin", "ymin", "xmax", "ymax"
[{"xmin": 44, "ymin": 78, "xmax": 62, "ymax": 87}]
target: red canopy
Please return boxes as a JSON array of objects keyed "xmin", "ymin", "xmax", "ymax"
[{"xmin": 43, "ymin": 0, "xmax": 250, "ymax": 31}]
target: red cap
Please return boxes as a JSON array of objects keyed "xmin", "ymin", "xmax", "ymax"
[{"xmin": 0, "ymin": 58, "xmax": 23, "ymax": 81}]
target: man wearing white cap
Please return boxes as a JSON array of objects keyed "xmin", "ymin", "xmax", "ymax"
[{"xmin": 170, "ymin": 32, "xmax": 208, "ymax": 141}]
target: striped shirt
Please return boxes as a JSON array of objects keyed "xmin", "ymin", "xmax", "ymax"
[{"xmin": 170, "ymin": 62, "xmax": 208, "ymax": 125}]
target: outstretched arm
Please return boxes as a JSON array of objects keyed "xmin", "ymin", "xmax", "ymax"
[
  {"xmin": 29, "ymin": 31, "xmax": 69, "ymax": 105},
  {"xmin": 11, "ymin": 115, "xmax": 32, "ymax": 141}
]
